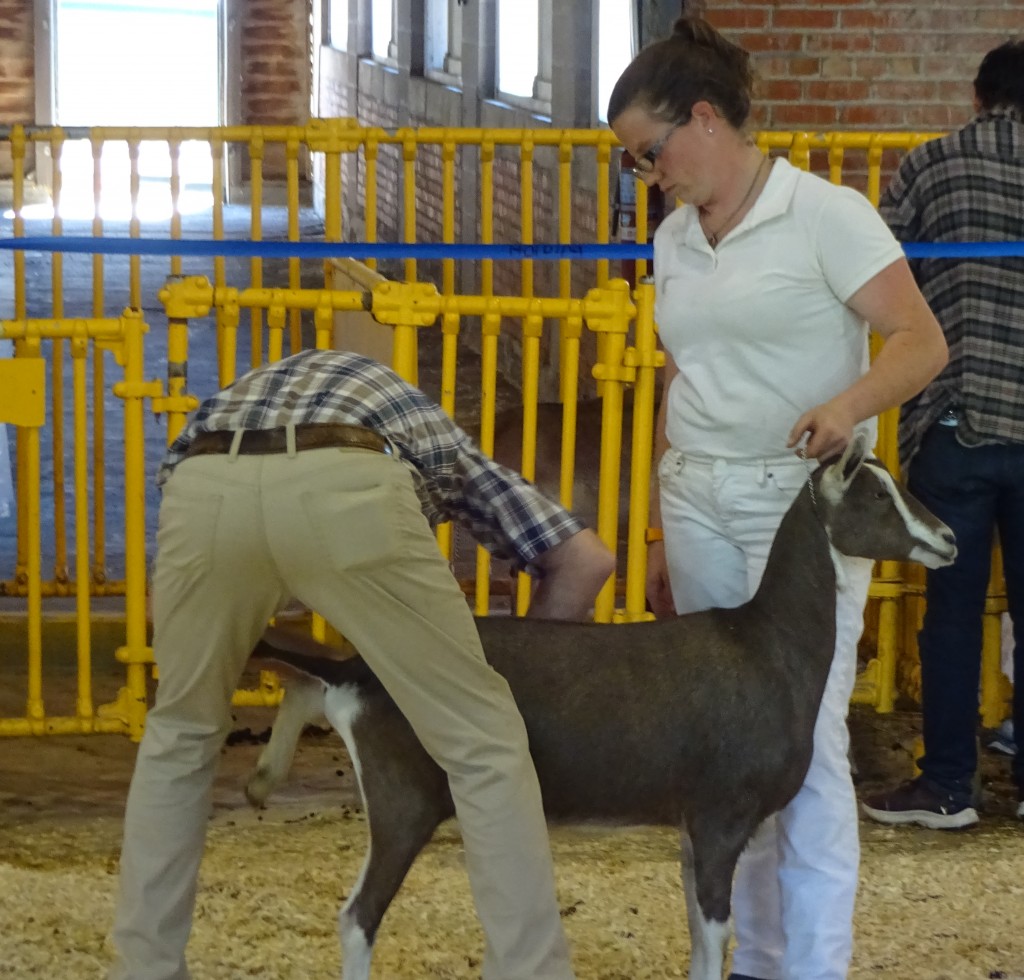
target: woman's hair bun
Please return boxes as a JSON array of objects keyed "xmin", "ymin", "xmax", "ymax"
[
  {"xmin": 673, "ymin": 0, "xmax": 709, "ymax": 33},
  {"xmin": 671, "ymin": 12, "xmax": 713, "ymax": 46}
]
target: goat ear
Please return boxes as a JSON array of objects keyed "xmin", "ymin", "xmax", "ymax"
[
  {"xmin": 839, "ymin": 430, "xmax": 871, "ymax": 482},
  {"xmin": 820, "ymin": 431, "xmax": 871, "ymax": 503}
]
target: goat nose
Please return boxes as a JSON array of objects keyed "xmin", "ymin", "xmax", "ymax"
[{"xmin": 942, "ymin": 530, "xmax": 956, "ymax": 545}]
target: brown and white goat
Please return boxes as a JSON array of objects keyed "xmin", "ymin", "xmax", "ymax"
[{"xmin": 245, "ymin": 433, "xmax": 955, "ymax": 980}]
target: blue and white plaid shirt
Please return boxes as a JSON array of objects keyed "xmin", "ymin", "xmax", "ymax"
[{"xmin": 158, "ymin": 349, "xmax": 584, "ymax": 571}]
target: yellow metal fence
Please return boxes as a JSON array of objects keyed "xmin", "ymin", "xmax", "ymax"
[
  {"xmin": 0, "ymin": 122, "xmax": 1014, "ymax": 739},
  {"xmin": 0, "ymin": 311, "xmax": 151, "ymax": 737}
]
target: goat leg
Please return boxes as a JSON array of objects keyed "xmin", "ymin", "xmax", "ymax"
[
  {"xmin": 682, "ymin": 812, "xmax": 760, "ymax": 980},
  {"xmin": 245, "ymin": 670, "xmax": 327, "ymax": 807},
  {"xmin": 680, "ymin": 831, "xmax": 730, "ymax": 980},
  {"xmin": 325, "ymin": 686, "xmax": 453, "ymax": 980}
]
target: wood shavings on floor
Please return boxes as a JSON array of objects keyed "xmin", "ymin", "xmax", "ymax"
[{"xmin": 2, "ymin": 804, "xmax": 1022, "ymax": 979}]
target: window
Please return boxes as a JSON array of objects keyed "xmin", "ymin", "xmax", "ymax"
[
  {"xmin": 371, "ymin": 0, "xmax": 394, "ymax": 61},
  {"xmin": 329, "ymin": 0, "xmax": 348, "ymax": 50},
  {"xmin": 597, "ymin": 0, "xmax": 635, "ymax": 122},
  {"xmin": 425, "ymin": 0, "xmax": 461, "ymax": 77},
  {"xmin": 497, "ymin": 0, "xmax": 539, "ymax": 99},
  {"xmin": 425, "ymin": 0, "xmax": 447, "ymax": 73}
]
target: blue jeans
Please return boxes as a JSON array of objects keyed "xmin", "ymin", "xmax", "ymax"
[{"xmin": 909, "ymin": 423, "xmax": 1024, "ymax": 803}]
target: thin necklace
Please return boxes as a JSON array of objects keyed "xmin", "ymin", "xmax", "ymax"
[{"xmin": 699, "ymin": 155, "xmax": 769, "ymax": 248}]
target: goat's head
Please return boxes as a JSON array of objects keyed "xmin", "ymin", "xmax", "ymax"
[{"xmin": 814, "ymin": 432, "xmax": 956, "ymax": 569}]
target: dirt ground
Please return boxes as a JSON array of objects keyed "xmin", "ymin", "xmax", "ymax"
[{"xmin": 1, "ymin": 644, "xmax": 1022, "ymax": 980}]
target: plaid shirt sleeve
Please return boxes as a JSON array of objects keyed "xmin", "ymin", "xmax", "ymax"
[
  {"xmin": 436, "ymin": 438, "xmax": 585, "ymax": 573},
  {"xmin": 878, "ymin": 153, "xmax": 923, "ymax": 245}
]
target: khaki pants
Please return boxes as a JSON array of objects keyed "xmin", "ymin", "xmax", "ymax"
[{"xmin": 109, "ymin": 446, "xmax": 573, "ymax": 980}]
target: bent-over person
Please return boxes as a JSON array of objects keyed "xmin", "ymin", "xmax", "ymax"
[{"xmin": 107, "ymin": 348, "xmax": 614, "ymax": 980}]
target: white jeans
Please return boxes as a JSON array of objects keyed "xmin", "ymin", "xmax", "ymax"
[{"xmin": 659, "ymin": 449, "xmax": 871, "ymax": 980}]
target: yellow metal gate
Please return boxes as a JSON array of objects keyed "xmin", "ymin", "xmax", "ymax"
[{"xmin": 0, "ymin": 121, "xmax": 1014, "ymax": 739}]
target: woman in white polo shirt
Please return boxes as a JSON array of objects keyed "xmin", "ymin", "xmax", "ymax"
[{"xmin": 609, "ymin": 13, "xmax": 947, "ymax": 980}]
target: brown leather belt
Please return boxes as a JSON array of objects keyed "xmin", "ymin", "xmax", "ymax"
[{"xmin": 183, "ymin": 423, "xmax": 392, "ymax": 459}]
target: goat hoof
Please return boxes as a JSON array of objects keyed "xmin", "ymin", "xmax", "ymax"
[{"xmin": 244, "ymin": 768, "xmax": 272, "ymax": 808}]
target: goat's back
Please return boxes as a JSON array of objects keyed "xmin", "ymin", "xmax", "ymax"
[{"xmin": 473, "ymin": 614, "xmax": 814, "ymax": 826}]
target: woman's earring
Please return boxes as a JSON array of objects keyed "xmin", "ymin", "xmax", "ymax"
[{"xmin": 707, "ymin": 127, "xmax": 714, "ymax": 135}]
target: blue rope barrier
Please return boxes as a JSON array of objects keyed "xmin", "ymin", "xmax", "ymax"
[
  {"xmin": 0, "ymin": 236, "xmax": 1022, "ymax": 260},
  {"xmin": 0, "ymin": 237, "xmax": 652, "ymax": 261},
  {"xmin": 900, "ymin": 241, "xmax": 1024, "ymax": 259}
]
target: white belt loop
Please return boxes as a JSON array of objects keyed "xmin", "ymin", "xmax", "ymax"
[
  {"xmin": 285, "ymin": 423, "xmax": 297, "ymax": 458},
  {"xmin": 757, "ymin": 459, "xmax": 768, "ymax": 486},
  {"xmin": 228, "ymin": 429, "xmax": 245, "ymax": 461}
]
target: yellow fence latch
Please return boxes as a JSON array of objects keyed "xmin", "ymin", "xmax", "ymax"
[
  {"xmin": 371, "ymin": 281, "xmax": 442, "ymax": 327},
  {"xmin": 0, "ymin": 357, "xmax": 46, "ymax": 427}
]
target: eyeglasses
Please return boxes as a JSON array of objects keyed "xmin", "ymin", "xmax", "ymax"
[{"xmin": 624, "ymin": 122, "xmax": 684, "ymax": 178}]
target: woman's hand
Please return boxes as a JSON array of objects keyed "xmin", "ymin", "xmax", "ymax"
[
  {"xmin": 645, "ymin": 541, "xmax": 677, "ymax": 617},
  {"xmin": 787, "ymin": 398, "xmax": 858, "ymax": 460}
]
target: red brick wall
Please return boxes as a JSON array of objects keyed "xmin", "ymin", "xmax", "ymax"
[
  {"xmin": 237, "ymin": 0, "xmax": 310, "ymax": 180},
  {"xmin": 0, "ymin": 0, "xmax": 32, "ymax": 176},
  {"xmin": 241, "ymin": 0, "xmax": 311, "ymax": 128},
  {"xmin": 705, "ymin": 0, "xmax": 1022, "ymax": 131},
  {"xmin": 0, "ymin": 0, "xmax": 34, "ymax": 122}
]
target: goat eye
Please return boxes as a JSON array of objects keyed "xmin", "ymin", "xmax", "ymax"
[{"xmin": 874, "ymin": 490, "xmax": 888, "ymax": 500}]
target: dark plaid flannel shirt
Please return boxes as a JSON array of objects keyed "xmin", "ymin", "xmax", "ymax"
[
  {"xmin": 158, "ymin": 349, "xmax": 583, "ymax": 572},
  {"xmin": 880, "ymin": 106, "xmax": 1024, "ymax": 471}
]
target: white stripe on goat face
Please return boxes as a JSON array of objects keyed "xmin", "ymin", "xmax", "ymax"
[{"xmin": 864, "ymin": 462, "xmax": 955, "ymax": 568}]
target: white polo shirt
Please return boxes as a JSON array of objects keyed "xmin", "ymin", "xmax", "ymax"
[{"xmin": 653, "ymin": 156, "xmax": 904, "ymax": 460}]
